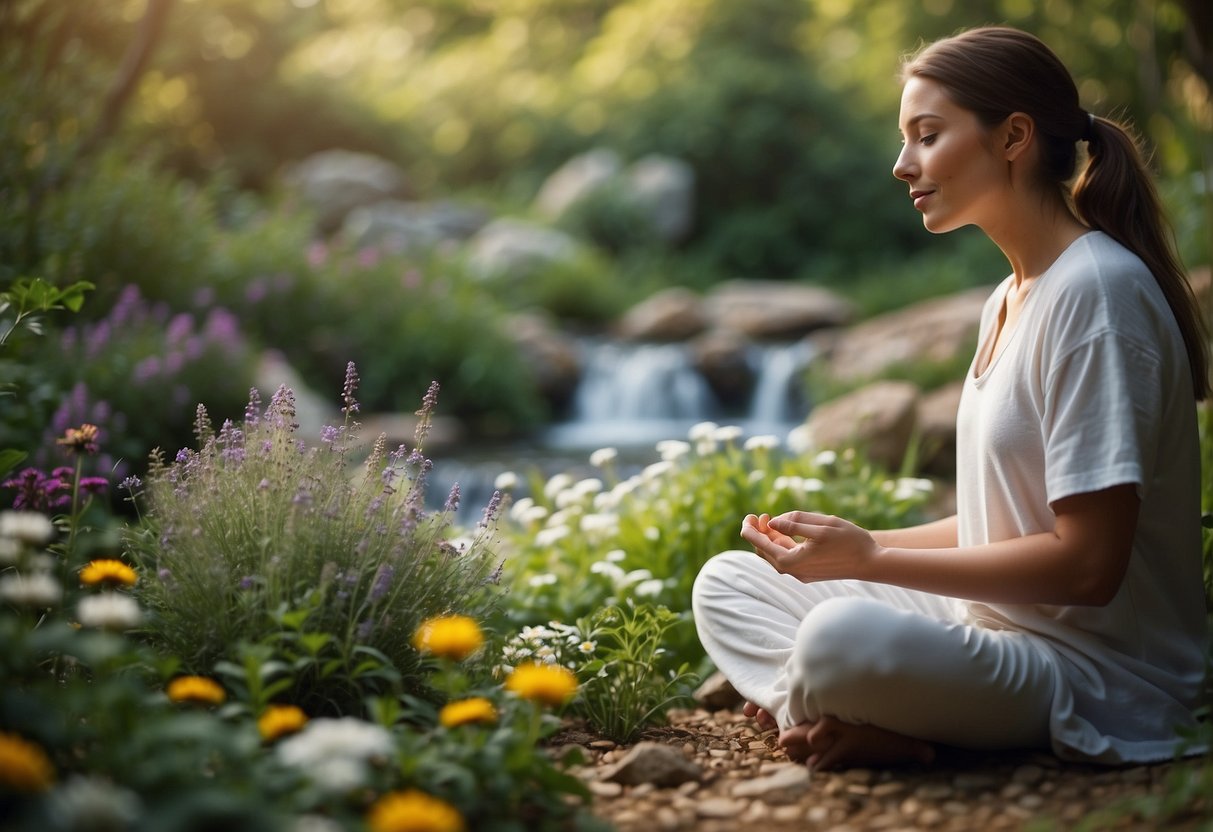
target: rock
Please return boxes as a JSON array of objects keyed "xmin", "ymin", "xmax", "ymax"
[
  {"xmin": 254, "ymin": 350, "xmax": 335, "ymax": 441},
  {"xmin": 617, "ymin": 287, "xmax": 708, "ymax": 342},
  {"xmin": 283, "ymin": 150, "xmax": 411, "ymax": 234},
  {"xmin": 805, "ymin": 380, "xmax": 920, "ymax": 470},
  {"xmin": 341, "ymin": 199, "xmax": 488, "ymax": 252},
  {"xmin": 465, "ymin": 218, "xmax": 584, "ymax": 281},
  {"xmin": 534, "ymin": 148, "xmax": 623, "ymax": 220},
  {"xmin": 814, "ymin": 286, "xmax": 990, "ymax": 384},
  {"xmin": 704, "ymin": 280, "xmax": 855, "ymax": 340},
  {"xmin": 730, "ymin": 764, "xmax": 811, "ymax": 803},
  {"xmin": 599, "ymin": 742, "xmax": 703, "ymax": 788},
  {"xmin": 692, "ymin": 671, "xmax": 744, "ymax": 711},
  {"xmin": 505, "ymin": 312, "xmax": 582, "ymax": 408},
  {"xmin": 917, "ymin": 380, "xmax": 965, "ymax": 476},
  {"xmin": 624, "ymin": 154, "xmax": 695, "ymax": 243},
  {"xmin": 690, "ymin": 328, "xmax": 755, "ymax": 406},
  {"xmin": 694, "ymin": 797, "xmax": 746, "ymax": 819}
]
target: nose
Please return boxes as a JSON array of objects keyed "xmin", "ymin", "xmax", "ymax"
[{"xmin": 892, "ymin": 144, "xmax": 916, "ymax": 182}]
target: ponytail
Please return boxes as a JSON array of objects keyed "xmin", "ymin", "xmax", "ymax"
[
  {"xmin": 904, "ymin": 27, "xmax": 1210, "ymax": 400},
  {"xmin": 1074, "ymin": 117, "xmax": 1209, "ymax": 400}
]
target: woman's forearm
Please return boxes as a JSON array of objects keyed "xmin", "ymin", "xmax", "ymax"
[{"xmin": 871, "ymin": 515, "xmax": 958, "ymax": 550}]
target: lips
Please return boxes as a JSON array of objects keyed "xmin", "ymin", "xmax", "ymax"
[{"xmin": 910, "ymin": 190, "xmax": 934, "ymax": 210}]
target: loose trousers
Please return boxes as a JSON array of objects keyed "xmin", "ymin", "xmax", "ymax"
[{"xmin": 692, "ymin": 550, "xmax": 1057, "ymax": 750}]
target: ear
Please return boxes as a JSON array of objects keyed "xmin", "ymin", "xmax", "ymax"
[{"xmin": 1001, "ymin": 112, "xmax": 1034, "ymax": 161}]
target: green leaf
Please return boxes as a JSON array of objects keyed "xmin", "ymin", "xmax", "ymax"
[{"xmin": 0, "ymin": 448, "xmax": 27, "ymax": 478}]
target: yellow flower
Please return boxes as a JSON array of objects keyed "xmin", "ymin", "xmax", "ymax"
[
  {"xmin": 411, "ymin": 615, "xmax": 483, "ymax": 662},
  {"xmin": 505, "ymin": 663, "xmax": 578, "ymax": 707},
  {"xmin": 367, "ymin": 789, "xmax": 465, "ymax": 832},
  {"xmin": 79, "ymin": 559, "xmax": 138, "ymax": 587},
  {"xmin": 0, "ymin": 732, "xmax": 54, "ymax": 792},
  {"xmin": 56, "ymin": 423, "xmax": 99, "ymax": 455},
  {"xmin": 438, "ymin": 697, "xmax": 497, "ymax": 728},
  {"xmin": 258, "ymin": 705, "xmax": 308, "ymax": 742},
  {"xmin": 166, "ymin": 675, "xmax": 226, "ymax": 705}
]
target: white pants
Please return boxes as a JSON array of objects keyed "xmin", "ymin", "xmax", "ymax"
[{"xmin": 692, "ymin": 550, "xmax": 1057, "ymax": 750}]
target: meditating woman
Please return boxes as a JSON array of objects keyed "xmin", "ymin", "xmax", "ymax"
[{"xmin": 692, "ymin": 26, "xmax": 1209, "ymax": 771}]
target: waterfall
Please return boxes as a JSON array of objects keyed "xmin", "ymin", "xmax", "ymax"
[{"xmin": 544, "ymin": 339, "xmax": 813, "ymax": 450}]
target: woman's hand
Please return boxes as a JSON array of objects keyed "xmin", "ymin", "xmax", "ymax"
[{"xmin": 740, "ymin": 511, "xmax": 881, "ymax": 583}]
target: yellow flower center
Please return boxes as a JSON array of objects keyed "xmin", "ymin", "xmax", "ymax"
[
  {"xmin": 412, "ymin": 615, "xmax": 484, "ymax": 662},
  {"xmin": 505, "ymin": 663, "xmax": 578, "ymax": 708},
  {"xmin": 79, "ymin": 559, "xmax": 138, "ymax": 587},
  {"xmin": 366, "ymin": 789, "xmax": 465, "ymax": 832},
  {"xmin": 166, "ymin": 675, "xmax": 226, "ymax": 705},
  {"xmin": 438, "ymin": 697, "xmax": 497, "ymax": 728},
  {"xmin": 0, "ymin": 733, "xmax": 54, "ymax": 792}
]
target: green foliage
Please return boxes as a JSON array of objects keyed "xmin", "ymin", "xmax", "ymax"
[
  {"xmin": 126, "ymin": 374, "xmax": 503, "ymax": 713},
  {"xmin": 498, "ymin": 427, "xmax": 935, "ymax": 671}
]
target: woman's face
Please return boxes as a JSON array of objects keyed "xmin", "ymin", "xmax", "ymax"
[{"xmin": 893, "ymin": 76, "xmax": 1007, "ymax": 234}]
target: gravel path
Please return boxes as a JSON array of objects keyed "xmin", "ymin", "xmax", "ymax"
[{"xmin": 562, "ymin": 707, "xmax": 1211, "ymax": 831}]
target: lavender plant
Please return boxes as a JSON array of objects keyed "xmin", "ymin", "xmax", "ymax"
[{"xmin": 126, "ymin": 367, "xmax": 504, "ymax": 712}]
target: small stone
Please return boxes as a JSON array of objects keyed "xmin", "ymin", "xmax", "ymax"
[
  {"xmin": 676, "ymin": 781, "xmax": 699, "ymax": 796},
  {"xmin": 740, "ymin": 801, "xmax": 769, "ymax": 821},
  {"xmin": 872, "ymin": 780, "xmax": 909, "ymax": 799},
  {"xmin": 1017, "ymin": 793, "xmax": 1044, "ymax": 810},
  {"xmin": 589, "ymin": 739, "xmax": 617, "ymax": 750},
  {"xmin": 695, "ymin": 797, "xmax": 745, "ymax": 819},
  {"xmin": 588, "ymin": 781, "xmax": 623, "ymax": 798},
  {"xmin": 807, "ymin": 805, "xmax": 831, "ymax": 824},
  {"xmin": 843, "ymin": 767, "xmax": 877, "ymax": 785},
  {"xmin": 953, "ymin": 772, "xmax": 1000, "ymax": 791},
  {"xmin": 916, "ymin": 808, "xmax": 944, "ymax": 828},
  {"xmin": 730, "ymin": 764, "xmax": 812, "ymax": 804},
  {"xmin": 913, "ymin": 782, "xmax": 954, "ymax": 801},
  {"xmin": 631, "ymin": 783, "xmax": 655, "ymax": 797},
  {"xmin": 601, "ymin": 742, "xmax": 703, "ymax": 787},
  {"xmin": 772, "ymin": 805, "xmax": 803, "ymax": 822},
  {"xmin": 941, "ymin": 800, "xmax": 970, "ymax": 815},
  {"xmin": 708, "ymin": 749, "xmax": 730, "ymax": 758},
  {"xmin": 999, "ymin": 782, "xmax": 1027, "ymax": 800},
  {"xmin": 655, "ymin": 807, "xmax": 682, "ymax": 830},
  {"xmin": 613, "ymin": 810, "xmax": 641, "ymax": 825}
]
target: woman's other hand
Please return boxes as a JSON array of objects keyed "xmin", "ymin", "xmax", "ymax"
[{"xmin": 740, "ymin": 511, "xmax": 881, "ymax": 583}]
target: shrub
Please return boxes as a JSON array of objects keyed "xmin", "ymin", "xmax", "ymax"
[
  {"xmin": 497, "ymin": 425, "xmax": 935, "ymax": 672},
  {"xmin": 126, "ymin": 369, "xmax": 504, "ymax": 713}
]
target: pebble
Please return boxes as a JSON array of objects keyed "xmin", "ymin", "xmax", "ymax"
[{"xmin": 695, "ymin": 797, "xmax": 745, "ymax": 819}]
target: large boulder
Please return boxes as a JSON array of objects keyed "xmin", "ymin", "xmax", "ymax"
[
  {"xmin": 815, "ymin": 286, "xmax": 991, "ymax": 384},
  {"xmin": 283, "ymin": 150, "xmax": 411, "ymax": 234},
  {"xmin": 704, "ymin": 280, "xmax": 855, "ymax": 340},
  {"xmin": 341, "ymin": 200, "xmax": 489, "ymax": 252},
  {"xmin": 624, "ymin": 154, "xmax": 695, "ymax": 244},
  {"xmin": 534, "ymin": 148, "xmax": 623, "ymax": 220},
  {"xmin": 616, "ymin": 287, "xmax": 708, "ymax": 342},
  {"xmin": 805, "ymin": 380, "xmax": 920, "ymax": 470},
  {"xmin": 691, "ymin": 327, "xmax": 755, "ymax": 406},
  {"xmin": 465, "ymin": 218, "xmax": 584, "ymax": 281}
]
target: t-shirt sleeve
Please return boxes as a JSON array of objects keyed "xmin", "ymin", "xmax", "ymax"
[{"xmin": 1040, "ymin": 330, "xmax": 1161, "ymax": 505}]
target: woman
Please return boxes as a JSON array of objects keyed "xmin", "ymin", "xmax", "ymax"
[{"xmin": 692, "ymin": 26, "xmax": 1209, "ymax": 771}]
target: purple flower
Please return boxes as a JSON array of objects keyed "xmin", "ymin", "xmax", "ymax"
[
  {"xmin": 320, "ymin": 425, "xmax": 340, "ymax": 446},
  {"xmin": 132, "ymin": 356, "xmax": 161, "ymax": 384},
  {"xmin": 157, "ymin": 568, "xmax": 173, "ymax": 583},
  {"xmin": 79, "ymin": 477, "xmax": 108, "ymax": 495},
  {"xmin": 480, "ymin": 490, "xmax": 502, "ymax": 527},
  {"xmin": 166, "ymin": 313, "xmax": 194, "ymax": 346},
  {"xmin": 119, "ymin": 475, "xmax": 142, "ymax": 492},
  {"xmin": 370, "ymin": 564, "xmax": 395, "ymax": 602},
  {"xmin": 193, "ymin": 286, "xmax": 216, "ymax": 308},
  {"xmin": 341, "ymin": 362, "xmax": 360, "ymax": 415},
  {"xmin": 245, "ymin": 278, "xmax": 269, "ymax": 304},
  {"xmin": 244, "ymin": 388, "xmax": 262, "ymax": 427},
  {"xmin": 443, "ymin": 483, "xmax": 460, "ymax": 513},
  {"xmin": 258, "ymin": 478, "xmax": 271, "ymax": 490},
  {"xmin": 292, "ymin": 490, "xmax": 312, "ymax": 507},
  {"xmin": 356, "ymin": 619, "xmax": 374, "ymax": 641},
  {"xmin": 356, "ymin": 247, "xmax": 380, "ymax": 268},
  {"xmin": 239, "ymin": 575, "xmax": 256, "ymax": 590},
  {"xmin": 203, "ymin": 307, "xmax": 240, "ymax": 346}
]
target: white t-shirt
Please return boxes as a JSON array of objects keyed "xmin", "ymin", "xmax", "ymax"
[{"xmin": 955, "ymin": 231, "xmax": 1207, "ymax": 763}]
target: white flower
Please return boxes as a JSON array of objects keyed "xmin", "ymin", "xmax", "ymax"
[
  {"xmin": 580, "ymin": 512, "xmax": 619, "ymax": 538},
  {"xmin": 605, "ymin": 549, "xmax": 626, "ymax": 563},
  {"xmin": 0, "ymin": 511, "xmax": 55, "ymax": 545},
  {"xmin": 573, "ymin": 477, "xmax": 604, "ymax": 497},
  {"xmin": 509, "ymin": 496, "xmax": 535, "ymax": 521},
  {"xmin": 773, "ymin": 475, "xmax": 799, "ymax": 493},
  {"xmin": 644, "ymin": 526, "xmax": 660, "ymax": 541},
  {"xmin": 589, "ymin": 447, "xmax": 618, "ymax": 468},
  {"xmin": 786, "ymin": 424, "xmax": 815, "ymax": 455},
  {"xmin": 0, "ymin": 537, "xmax": 23, "ymax": 565},
  {"xmin": 743, "ymin": 434, "xmax": 780, "ymax": 451},
  {"xmin": 695, "ymin": 437, "xmax": 718, "ymax": 456},
  {"xmin": 578, "ymin": 640, "xmax": 596, "ymax": 654},
  {"xmin": 892, "ymin": 477, "xmax": 934, "ymax": 501},
  {"xmin": 494, "ymin": 471, "xmax": 519, "ymax": 491},
  {"xmin": 634, "ymin": 578, "xmax": 665, "ymax": 598},
  {"xmin": 0, "ymin": 572, "xmax": 62, "ymax": 607},
  {"xmin": 611, "ymin": 477, "xmax": 642, "ymax": 501},
  {"xmin": 593, "ymin": 491, "xmax": 618, "ymax": 511},
  {"xmin": 275, "ymin": 718, "xmax": 393, "ymax": 794},
  {"xmin": 76, "ymin": 592, "xmax": 141, "ymax": 629},
  {"xmin": 589, "ymin": 561, "xmax": 626, "ymax": 583},
  {"xmin": 688, "ymin": 421, "xmax": 719, "ymax": 441},
  {"xmin": 520, "ymin": 505, "xmax": 550, "ymax": 525},
  {"xmin": 803, "ymin": 478, "xmax": 825, "ymax": 493},
  {"xmin": 655, "ymin": 440, "xmax": 690, "ymax": 462},
  {"xmin": 543, "ymin": 473, "xmax": 574, "ymax": 500},
  {"xmin": 642, "ymin": 461, "xmax": 674, "ymax": 482},
  {"xmin": 554, "ymin": 488, "xmax": 582, "ymax": 509},
  {"xmin": 292, "ymin": 816, "xmax": 347, "ymax": 832},
  {"xmin": 622, "ymin": 568, "xmax": 653, "ymax": 586},
  {"xmin": 535, "ymin": 525, "xmax": 571, "ymax": 547},
  {"xmin": 527, "ymin": 572, "xmax": 558, "ymax": 588},
  {"xmin": 813, "ymin": 449, "xmax": 838, "ymax": 467},
  {"xmin": 520, "ymin": 625, "xmax": 556, "ymax": 641},
  {"xmin": 48, "ymin": 775, "xmax": 142, "ymax": 831},
  {"xmin": 747, "ymin": 469, "xmax": 766, "ymax": 484},
  {"xmin": 712, "ymin": 425, "xmax": 743, "ymax": 443}
]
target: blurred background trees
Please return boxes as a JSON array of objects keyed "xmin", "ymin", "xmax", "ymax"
[{"xmin": 1, "ymin": 0, "xmax": 1209, "ymax": 474}]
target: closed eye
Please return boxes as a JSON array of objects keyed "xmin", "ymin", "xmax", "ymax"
[{"xmin": 920, "ymin": 134, "xmax": 937, "ymax": 146}]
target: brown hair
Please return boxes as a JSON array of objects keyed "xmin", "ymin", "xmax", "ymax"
[{"xmin": 903, "ymin": 26, "xmax": 1209, "ymax": 400}]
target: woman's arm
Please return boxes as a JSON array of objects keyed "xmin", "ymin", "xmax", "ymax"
[
  {"xmin": 742, "ymin": 484, "xmax": 1138, "ymax": 606},
  {"xmin": 870, "ymin": 515, "xmax": 958, "ymax": 550}
]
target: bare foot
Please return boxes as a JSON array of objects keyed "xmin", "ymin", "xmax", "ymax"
[
  {"xmin": 743, "ymin": 701, "xmax": 777, "ymax": 732},
  {"xmin": 778, "ymin": 716, "xmax": 935, "ymax": 771}
]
